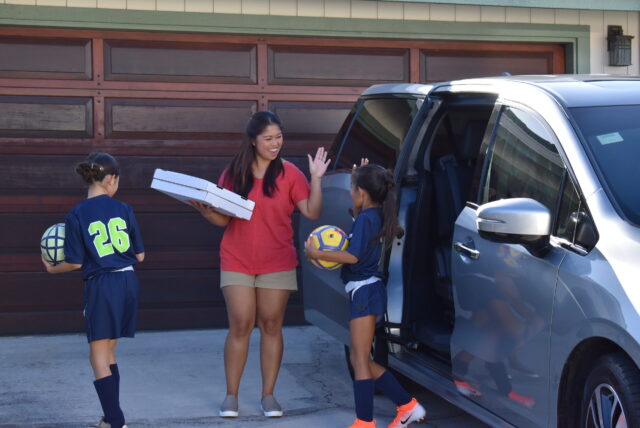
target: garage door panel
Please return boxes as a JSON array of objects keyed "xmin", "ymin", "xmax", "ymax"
[
  {"xmin": 0, "ymin": 270, "xmax": 222, "ymax": 310},
  {"xmin": 421, "ymin": 48, "xmax": 557, "ymax": 82},
  {"xmin": 270, "ymin": 100, "xmax": 351, "ymax": 136},
  {"xmin": 0, "ymin": 248, "xmax": 221, "ymax": 272},
  {"xmin": 268, "ymin": 46, "xmax": 409, "ymax": 86},
  {"xmin": 104, "ymin": 40, "xmax": 257, "ymax": 84},
  {"xmin": 0, "ymin": 155, "xmax": 232, "ymax": 190},
  {"xmin": 0, "ymin": 36, "xmax": 92, "ymax": 80},
  {"xmin": 105, "ymin": 98, "xmax": 257, "ymax": 140},
  {"xmin": 1, "ymin": 212, "xmax": 221, "ymax": 250},
  {"xmin": 0, "ymin": 269, "xmax": 238, "ymax": 335},
  {"xmin": 0, "ymin": 189, "xmax": 244, "ymax": 214},
  {"xmin": 0, "ymin": 96, "xmax": 93, "ymax": 138}
]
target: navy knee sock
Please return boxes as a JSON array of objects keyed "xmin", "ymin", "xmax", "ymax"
[
  {"xmin": 101, "ymin": 364, "xmax": 120, "ymax": 423},
  {"xmin": 374, "ymin": 370, "xmax": 412, "ymax": 407},
  {"xmin": 353, "ymin": 379, "xmax": 374, "ymax": 422},
  {"xmin": 94, "ymin": 375, "xmax": 125, "ymax": 428},
  {"xmin": 110, "ymin": 364, "xmax": 120, "ymax": 395},
  {"xmin": 110, "ymin": 364, "xmax": 120, "ymax": 404}
]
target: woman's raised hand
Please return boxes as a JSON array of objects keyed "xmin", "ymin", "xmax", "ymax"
[{"xmin": 308, "ymin": 147, "xmax": 331, "ymax": 179}]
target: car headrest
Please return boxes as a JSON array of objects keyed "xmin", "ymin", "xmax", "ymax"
[{"xmin": 457, "ymin": 121, "xmax": 487, "ymax": 161}]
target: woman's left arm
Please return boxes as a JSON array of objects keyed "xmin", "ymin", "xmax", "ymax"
[{"xmin": 297, "ymin": 147, "xmax": 331, "ymax": 220}]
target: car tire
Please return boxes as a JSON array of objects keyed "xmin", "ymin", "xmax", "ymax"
[{"xmin": 579, "ymin": 352, "xmax": 640, "ymax": 428}]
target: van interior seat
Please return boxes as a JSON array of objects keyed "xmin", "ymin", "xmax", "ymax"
[{"xmin": 431, "ymin": 120, "xmax": 487, "ymax": 310}]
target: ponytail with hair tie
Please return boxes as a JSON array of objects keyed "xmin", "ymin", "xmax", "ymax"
[
  {"xmin": 76, "ymin": 152, "xmax": 119, "ymax": 184},
  {"xmin": 352, "ymin": 163, "xmax": 402, "ymax": 249}
]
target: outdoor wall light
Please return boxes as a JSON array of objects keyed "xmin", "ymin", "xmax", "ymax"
[{"xmin": 607, "ymin": 25, "xmax": 634, "ymax": 66}]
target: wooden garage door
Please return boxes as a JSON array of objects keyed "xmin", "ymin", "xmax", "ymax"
[{"xmin": 0, "ymin": 27, "xmax": 564, "ymax": 335}]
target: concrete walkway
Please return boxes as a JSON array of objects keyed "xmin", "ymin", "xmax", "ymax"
[{"xmin": 0, "ymin": 327, "xmax": 487, "ymax": 427}]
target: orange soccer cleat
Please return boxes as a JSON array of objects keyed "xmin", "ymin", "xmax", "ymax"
[
  {"xmin": 454, "ymin": 380, "xmax": 483, "ymax": 398},
  {"xmin": 348, "ymin": 418, "xmax": 377, "ymax": 428},
  {"xmin": 508, "ymin": 391, "xmax": 535, "ymax": 409},
  {"xmin": 388, "ymin": 398, "xmax": 426, "ymax": 427}
]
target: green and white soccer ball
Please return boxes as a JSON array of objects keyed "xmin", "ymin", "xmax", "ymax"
[{"xmin": 41, "ymin": 223, "xmax": 65, "ymax": 265}]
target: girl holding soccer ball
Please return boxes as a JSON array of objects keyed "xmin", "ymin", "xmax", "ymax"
[
  {"xmin": 42, "ymin": 152, "xmax": 144, "ymax": 428},
  {"xmin": 305, "ymin": 164, "xmax": 426, "ymax": 428}
]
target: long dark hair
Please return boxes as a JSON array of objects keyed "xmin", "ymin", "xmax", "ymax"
[
  {"xmin": 75, "ymin": 152, "xmax": 119, "ymax": 184},
  {"xmin": 225, "ymin": 110, "xmax": 284, "ymax": 198},
  {"xmin": 352, "ymin": 164, "xmax": 401, "ymax": 249}
]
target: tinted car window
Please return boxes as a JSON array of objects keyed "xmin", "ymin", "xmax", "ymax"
[
  {"xmin": 570, "ymin": 105, "xmax": 640, "ymax": 225},
  {"xmin": 333, "ymin": 96, "xmax": 423, "ymax": 170},
  {"xmin": 556, "ymin": 178, "xmax": 581, "ymax": 242},
  {"xmin": 482, "ymin": 106, "xmax": 564, "ymax": 213}
]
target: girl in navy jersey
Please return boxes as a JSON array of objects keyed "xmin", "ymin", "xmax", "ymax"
[
  {"xmin": 305, "ymin": 164, "xmax": 426, "ymax": 428},
  {"xmin": 42, "ymin": 152, "xmax": 144, "ymax": 428}
]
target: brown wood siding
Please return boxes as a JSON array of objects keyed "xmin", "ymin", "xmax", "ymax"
[{"xmin": 0, "ymin": 26, "xmax": 565, "ymax": 335}]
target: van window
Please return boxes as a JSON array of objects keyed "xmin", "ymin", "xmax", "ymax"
[
  {"xmin": 333, "ymin": 95, "xmax": 422, "ymax": 170},
  {"xmin": 556, "ymin": 177, "xmax": 581, "ymax": 241},
  {"xmin": 481, "ymin": 106, "xmax": 564, "ymax": 213}
]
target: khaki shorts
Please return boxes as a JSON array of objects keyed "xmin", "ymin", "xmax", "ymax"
[{"xmin": 220, "ymin": 269, "xmax": 298, "ymax": 291}]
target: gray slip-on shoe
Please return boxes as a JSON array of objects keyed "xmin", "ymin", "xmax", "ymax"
[
  {"xmin": 90, "ymin": 418, "xmax": 128, "ymax": 428},
  {"xmin": 219, "ymin": 394, "xmax": 239, "ymax": 418},
  {"xmin": 90, "ymin": 417, "xmax": 109, "ymax": 428},
  {"xmin": 261, "ymin": 394, "xmax": 283, "ymax": 417}
]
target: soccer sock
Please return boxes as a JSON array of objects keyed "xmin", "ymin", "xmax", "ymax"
[
  {"xmin": 94, "ymin": 375, "xmax": 125, "ymax": 428},
  {"xmin": 99, "ymin": 365, "xmax": 120, "ymax": 423},
  {"xmin": 374, "ymin": 370, "xmax": 412, "ymax": 407},
  {"xmin": 353, "ymin": 379, "xmax": 374, "ymax": 422},
  {"xmin": 110, "ymin": 364, "xmax": 120, "ymax": 401}
]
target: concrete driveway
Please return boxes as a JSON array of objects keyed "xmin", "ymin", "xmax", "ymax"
[{"xmin": 0, "ymin": 327, "xmax": 488, "ymax": 427}]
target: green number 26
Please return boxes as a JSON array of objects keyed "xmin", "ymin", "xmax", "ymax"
[{"xmin": 88, "ymin": 217, "xmax": 131, "ymax": 257}]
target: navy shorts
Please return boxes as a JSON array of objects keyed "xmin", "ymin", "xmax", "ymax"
[
  {"xmin": 83, "ymin": 270, "xmax": 139, "ymax": 343},
  {"xmin": 348, "ymin": 280, "xmax": 387, "ymax": 321}
]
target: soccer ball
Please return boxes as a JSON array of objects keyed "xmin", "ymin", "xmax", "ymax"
[
  {"xmin": 307, "ymin": 225, "xmax": 349, "ymax": 271},
  {"xmin": 41, "ymin": 223, "xmax": 65, "ymax": 265}
]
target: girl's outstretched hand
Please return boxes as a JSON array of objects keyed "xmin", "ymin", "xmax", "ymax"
[
  {"xmin": 308, "ymin": 147, "xmax": 331, "ymax": 179},
  {"xmin": 352, "ymin": 158, "xmax": 369, "ymax": 171}
]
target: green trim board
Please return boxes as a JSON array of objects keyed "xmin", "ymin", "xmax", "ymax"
[
  {"xmin": 0, "ymin": 4, "xmax": 590, "ymax": 73},
  {"xmin": 383, "ymin": 0, "xmax": 640, "ymax": 11}
]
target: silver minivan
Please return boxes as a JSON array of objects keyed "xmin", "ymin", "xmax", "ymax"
[{"xmin": 299, "ymin": 76, "xmax": 640, "ymax": 428}]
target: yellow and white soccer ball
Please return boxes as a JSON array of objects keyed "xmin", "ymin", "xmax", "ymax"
[
  {"xmin": 40, "ymin": 223, "xmax": 66, "ymax": 265},
  {"xmin": 307, "ymin": 225, "xmax": 349, "ymax": 271}
]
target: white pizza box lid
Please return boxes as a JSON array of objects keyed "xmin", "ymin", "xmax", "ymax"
[{"xmin": 151, "ymin": 169, "xmax": 255, "ymax": 220}]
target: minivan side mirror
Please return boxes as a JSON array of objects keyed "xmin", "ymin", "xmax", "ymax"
[{"xmin": 476, "ymin": 198, "xmax": 552, "ymax": 257}]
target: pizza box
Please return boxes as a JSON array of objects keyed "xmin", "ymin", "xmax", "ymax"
[{"xmin": 151, "ymin": 169, "xmax": 255, "ymax": 220}]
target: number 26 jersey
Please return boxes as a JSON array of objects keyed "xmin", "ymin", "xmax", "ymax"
[{"xmin": 64, "ymin": 194, "xmax": 145, "ymax": 279}]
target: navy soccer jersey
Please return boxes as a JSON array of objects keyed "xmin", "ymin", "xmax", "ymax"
[
  {"xmin": 341, "ymin": 207, "xmax": 383, "ymax": 283},
  {"xmin": 64, "ymin": 194, "xmax": 144, "ymax": 279}
]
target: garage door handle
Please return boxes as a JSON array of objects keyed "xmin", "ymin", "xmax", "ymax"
[{"xmin": 453, "ymin": 242, "xmax": 480, "ymax": 260}]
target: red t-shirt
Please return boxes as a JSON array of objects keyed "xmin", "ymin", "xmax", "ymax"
[{"xmin": 218, "ymin": 160, "xmax": 311, "ymax": 274}]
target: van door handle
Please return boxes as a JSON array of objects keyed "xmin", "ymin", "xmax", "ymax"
[{"xmin": 453, "ymin": 242, "xmax": 480, "ymax": 260}]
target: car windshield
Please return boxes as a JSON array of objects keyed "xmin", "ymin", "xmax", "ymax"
[{"xmin": 570, "ymin": 105, "xmax": 640, "ymax": 225}]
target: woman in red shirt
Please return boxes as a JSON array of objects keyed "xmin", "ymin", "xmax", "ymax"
[{"xmin": 190, "ymin": 110, "xmax": 330, "ymax": 419}]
